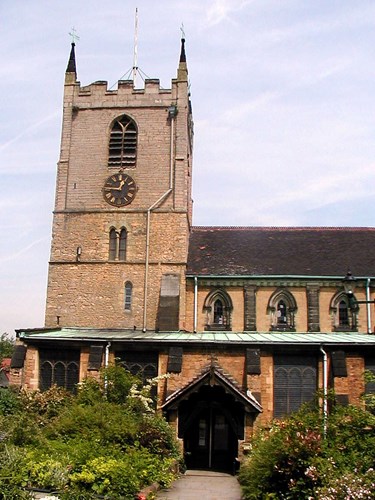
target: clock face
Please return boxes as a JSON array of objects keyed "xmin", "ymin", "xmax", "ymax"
[{"xmin": 103, "ymin": 173, "xmax": 137, "ymax": 207}]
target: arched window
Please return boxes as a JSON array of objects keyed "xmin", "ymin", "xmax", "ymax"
[
  {"xmin": 267, "ymin": 289, "xmax": 297, "ymax": 332},
  {"xmin": 108, "ymin": 227, "xmax": 127, "ymax": 261},
  {"xmin": 203, "ymin": 289, "xmax": 233, "ymax": 331},
  {"xmin": 213, "ymin": 299, "xmax": 224, "ymax": 325},
  {"xmin": 108, "ymin": 115, "xmax": 137, "ymax": 168},
  {"xmin": 119, "ymin": 228, "xmax": 127, "ymax": 261},
  {"xmin": 39, "ymin": 349, "xmax": 80, "ymax": 393},
  {"xmin": 109, "ymin": 228, "xmax": 117, "ymax": 261},
  {"xmin": 330, "ymin": 292, "xmax": 358, "ymax": 331},
  {"xmin": 124, "ymin": 281, "xmax": 133, "ymax": 311}
]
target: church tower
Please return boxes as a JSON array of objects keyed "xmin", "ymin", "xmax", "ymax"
[{"xmin": 45, "ymin": 39, "xmax": 193, "ymax": 332}]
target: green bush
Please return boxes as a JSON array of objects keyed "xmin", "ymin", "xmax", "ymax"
[
  {"xmin": 239, "ymin": 403, "xmax": 375, "ymax": 499},
  {"xmin": 0, "ymin": 367, "xmax": 181, "ymax": 498},
  {"xmin": 66, "ymin": 448, "xmax": 175, "ymax": 498},
  {"xmin": 0, "ymin": 387, "xmax": 22, "ymax": 416}
]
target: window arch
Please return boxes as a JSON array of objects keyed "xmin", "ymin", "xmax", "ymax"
[
  {"xmin": 108, "ymin": 227, "xmax": 127, "ymax": 261},
  {"xmin": 203, "ymin": 289, "xmax": 233, "ymax": 331},
  {"xmin": 330, "ymin": 291, "xmax": 358, "ymax": 331},
  {"xmin": 109, "ymin": 228, "xmax": 117, "ymax": 261},
  {"xmin": 267, "ymin": 289, "xmax": 297, "ymax": 331},
  {"xmin": 124, "ymin": 281, "xmax": 133, "ymax": 311},
  {"xmin": 119, "ymin": 228, "xmax": 127, "ymax": 261},
  {"xmin": 108, "ymin": 115, "xmax": 137, "ymax": 168}
]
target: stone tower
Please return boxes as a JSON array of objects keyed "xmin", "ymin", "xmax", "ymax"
[{"xmin": 45, "ymin": 40, "xmax": 193, "ymax": 332}]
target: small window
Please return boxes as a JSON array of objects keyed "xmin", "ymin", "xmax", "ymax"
[
  {"xmin": 124, "ymin": 281, "xmax": 133, "ymax": 311},
  {"xmin": 203, "ymin": 289, "xmax": 233, "ymax": 331},
  {"xmin": 109, "ymin": 228, "xmax": 117, "ymax": 261},
  {"xmin": 330, "ymin": 292, "xmax": 358, "ymax": 332},
  {"xmin": 108, "ymin": 115, "xmax": 137, "ymax": 168},
  {"xmin": 268, "ymin": 289, "xmax": 297, "ymax": 332},
  {"xmin": 277, "ymin": 300, "xmax": 288, "ymax": 326},
  {"xmin": 338, "ymin": 300, "xmax": 349, "ymax": 327},
  {"xmin": 119, "ymin": 228, "xmax": 127, "ymax": 261},
  {"xmin": 213, "ymin": 299, "xmax": 224, "ymax": 324}
]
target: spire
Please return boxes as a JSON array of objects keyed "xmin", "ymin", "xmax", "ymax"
[
  {"xmin": 179, "ymin": 38, "xmax": 186, "ymax": 63},
  {"xmin": 66, "ymin": 42, "xmax": 77, "ymax": 75},
  {"xmin": 177, "ymin": 37, "xmax": 188, "ymax": 82}
]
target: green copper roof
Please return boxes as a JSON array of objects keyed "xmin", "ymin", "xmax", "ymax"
[{"xmin": 17, "ymin": 327, "xmax": 375, "ymax": 346}]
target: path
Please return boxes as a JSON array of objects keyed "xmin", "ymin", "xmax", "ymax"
[{"xmin": 156, "ymin": 470, "xmax": 242, "ymax": 500}]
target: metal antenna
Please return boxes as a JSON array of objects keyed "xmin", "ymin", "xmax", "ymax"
[
  {"xmin": 132, "ymin": 8, "xmax": 139, "ymax": 88},
  {"xmin": 69, "ymin": 27, "xmax": 80, "ymax": 44}
]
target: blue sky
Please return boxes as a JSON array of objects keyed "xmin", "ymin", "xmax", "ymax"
[{"xmin": 1, "ymin": 0, "xmax": 375, "ymax": 335}]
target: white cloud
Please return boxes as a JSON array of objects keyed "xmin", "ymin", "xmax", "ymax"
[{"xmin": 206, "ymin": 0, "xmax": 252, "ymax": 26}]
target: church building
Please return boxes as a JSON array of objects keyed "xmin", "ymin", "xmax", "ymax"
[{"xmin": 10, "ymin": 38, "xmax": 375, "ymax": 471}]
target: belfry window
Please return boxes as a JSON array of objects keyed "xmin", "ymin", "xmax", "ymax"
[
  {"xmin": 268, "ymin": 289, "xmax": 297, "ymax": 332},
  {"xmin": 203, "ymin": 289, "xmax": 233, "ymax": 331},
  {"xmin": 119, "ymin": 228, "xmax": 127, "ymax": 261},
  {"xmin": 124, "ymin": 281, "xmax": 133, "ymax": 311},
  {"xmin": 109, "ymin": 228, "xmax": 117, "ymax": 260},
  {"xmin": 108, "ymin": 115, "xmax": 137, "ymax": 168},
  {"xmin": 108, "ymin": 227, "xmax": 127, "ymax": 261},
  {"xmin": 330, "ymin": 292, "xmax": 358, "ymax": 331}
]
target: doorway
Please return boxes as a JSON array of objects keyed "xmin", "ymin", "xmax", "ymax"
[{"xmin": 179, "ymin": 385, "xmax": 243, "ymax": 472}]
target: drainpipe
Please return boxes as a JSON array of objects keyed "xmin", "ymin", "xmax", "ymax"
[
  {"xmin": 142, "ymin": 106, "xmax": 176, "ymax": 332},
  {"xmin": 366, "ymin": 278, "xmax": 372, "ymax": 333},
  {"xmin": 104, "ymin": 342, "xmax": 111, "ymax": 395},
  {"xmin": 194, "ymin": 276, "xmax": 198, "ymax": 333},
  {"xmin": 320, "ymin": 345, "xmax": 328, "ymax": 439}
]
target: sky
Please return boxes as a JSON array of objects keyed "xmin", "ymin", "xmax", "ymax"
[{"xmin": 1, "ymin": 0, "xmax": 375, "ymax": 335}]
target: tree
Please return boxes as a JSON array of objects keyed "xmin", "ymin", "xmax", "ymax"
[{"xmin": 0, "ymin": 333, "xmax": 14, "ymax": 363}]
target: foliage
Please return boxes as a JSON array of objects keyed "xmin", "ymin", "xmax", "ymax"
[
  {"xmin": 0, "ymin": 333, "xmax": 14, "ymax": 363},
  {"xmin": 239, "ymin": 403, "xmax": 375, "ymax": 499},
  {"xmin": 0, "ymin": 386, "xmax": 22, "ymax": 416},
  {"xmin": 137, "ymin": 414, "xmax": 180, "ymax": 458},
  {"xmin": 0, "ymin": 367, "xmax": 181, "ymax": 498},
  {"xmin": 0, "ymin": 445, "xmax": 32, "ymax": 499},
  {"xmin": 102, "ymin": 363, "xmax": 140, "ymax": 405},
  {"xmin": 363, "ymin": 369, "xmax": 375, "ymax": 413},
  {"xmin": 65, "ymin": 448, "xmax": 175, "ymax": 498},
  {"xmin": 18, "ymin": 385, "xmax": 72, "ymax": 420}
]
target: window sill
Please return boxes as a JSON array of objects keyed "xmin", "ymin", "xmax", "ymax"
[
  {"xmin": 205, "ymin": 324, "xmax": 231, "ymax": 331},
  {"xmin": 270, "ymin": 326, "xmax": 296, "ymax": 332}
]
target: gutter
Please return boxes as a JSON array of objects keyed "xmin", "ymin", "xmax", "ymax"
[{"xmin": 186, "ymin": 274, "xmax": 375, "ymax": 280}]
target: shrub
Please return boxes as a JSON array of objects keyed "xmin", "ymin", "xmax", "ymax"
[
  {"xmin": 239, "ymin": 403, "xmax": 375, "ymax": 499},
  {"xmin": 0, "ymin": 387, "xmax": 22, "ymax": 416},
  {"xmin": 65, "ymin": 448, "xmax": 175, "ymax": 498}
]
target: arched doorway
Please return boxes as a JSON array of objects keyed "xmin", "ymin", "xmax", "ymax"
[
  {"xmin": 162, "ymin": 364, "xmax": 262, "ymax": 472},
  {"xmin": 179, "ymin": 385, "xmax": 243, "ymax": 472}
]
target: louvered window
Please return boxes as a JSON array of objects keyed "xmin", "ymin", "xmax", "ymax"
[
  {"xmin": 39, "ymin": 348, "xmax": 80, "ymax": 392},
  {"xmin": 108, "ymin": 115, "xmax": 137, "ymax": 168},
  {"xmin": 274, "ymin": 355, "xmax": 317, "ymax": 418}
]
